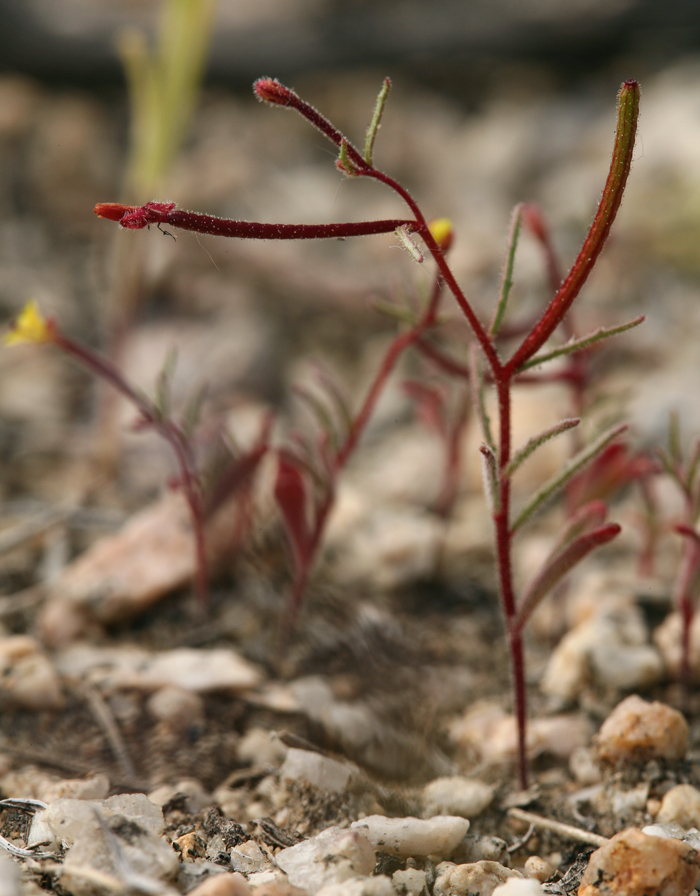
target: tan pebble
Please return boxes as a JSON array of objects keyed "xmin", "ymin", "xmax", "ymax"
[
  {"xmin": 174, "ymin": 831, "xmax": 207, "ymax": 861},
  {"xmin": 433, "ymin": 860, "xmax": 521, "ymax": 896},
  {"xmin": 146, "ymin": 685, "xmax": 205, "ymax": 730},
  {"xmin": 251, "ymin": 882, "xmax": 311, "ymax": 896},
  {"xmin": 578, "ymin": 828, "xmax": 700, "ymax": 896},
  {"xmin": 657, "ymin": 784, "xmax": 700, "ymax": 828},
  {"xmin": 188, "ymin": 872, "xmax": 254, "ymax": 896},
  {"xmin": 595, "ymin": 695, "xmax": 688, "ymax": 764},
  {"xmin": 523, "ymin": 856, "xmax": 554, "ymax": 882},
  {"xmin": 646, "ymin": 798, "xmax": 661, "ymax": 818}
]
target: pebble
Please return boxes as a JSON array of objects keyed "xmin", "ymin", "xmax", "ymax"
[
  {"xmin": 315, "ymin": 876, "xmax": 396, "ymax": 896},
  {"xmin": 433, "ymin": 861, "xmax": 521, "ymax": 896},
  {"xmin": 275, "ymin": 827, "xmax": 375, "ymax": 894},
  {"xmin": 610, "ymin": 783, "xmax": 650, "ymax": 819},
  {"xmin": 595, "ymin": 695, "xmax": 688, "ymax": 764},
  {"xmin": 540, "ymin": 611, "xmax": 662, "ymax": 701},
  {"xmin": 523, "ymin": 856, "xmax": 554, "ymax": 882},
  {"xmin": 238, "ymin": 727, "xmax": 287, "ymax": 767},
  {"xmin": 175, "ymin": 831, "xmax": 208, "ymax": 861},
  {"xmin": 149, "ymin": 778, "xmax": 211, "ymax": 815},
  {"xmin": 280, "ymin": 747, "xmax": 355, "ymax": 794},
  {"xmin": 392, "ymin": 868, "xmax": 429, "ymax": 896},
  {"xmin": 579, "ymin": 828, "xmax": 700, "ymax": 896},
  {"xmin": 450, "ymin": 701, "xmax": 591, "ymax": 763},
  {"xmin": 230, "ymin": 840, "xmax": 270, "ymax": 874},
  {"xmin": 453, "ymin": 835, "xmax": 510, "ymax": 865},
  {"xmin": 657, "ymin": 784, "xmax": 700, "ymax": 829},
  {"xmin": 569, "ymin": 746, "xmax": 603, "ymax": 785},
  {"xmin": 0, "ymin": 635, "xmax": 63, "ymax": 710},
  {"xmin": 54, "ymin": 642, "xmax": 261, "ymax": 693},
  {"xmin": 350, "ymin": 815, "xmax": 469, "ymax": 859},
  {"xmin": 188, "ymin": 872, "xmax": 253, "ymax": 896},
  {"xmin": 146, "ymin": 685, "xmax": 205, "ymax": 731},
  {"xmin": 421, "ymin": 777, "xmax": 494, "ymax": 819},
  {"xmin": 492, "ymin": 880, "xmax": 544, "ymax": 896},
  {"xmin": 654, "ymin": 612, "xmax": 700, "ymax": 679},
  {"xmin": 251, "ymin": 881, "xmax": 311, "ymax": 896},
  {"xmin": 0, "ymin": 849, "xmax": 21, "ymax": 896}
]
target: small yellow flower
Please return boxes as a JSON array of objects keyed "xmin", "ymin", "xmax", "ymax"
[
  {"xmin": 4, "ymin": 300, "xmax": 53, "ymax": 346},
  {"xmin": 428, "ymin": 217, "xmax": 454, "ymax": 252}
]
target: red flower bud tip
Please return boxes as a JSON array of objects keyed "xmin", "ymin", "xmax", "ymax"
[
  {"xmin": 253, "ymin": 78, "xmax": 296, "ymax": 107},
  {"xmin": 94, "ymin": 202, "xmax": 134, "ymax": 222}
]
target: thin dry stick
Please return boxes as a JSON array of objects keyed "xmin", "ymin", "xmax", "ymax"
[
  {"xmin": 74, "ymin": 683, "xmax": 138, "ymax": 783},
  {"xmin": 508, "ymin": 807, "xmax": 608, "ymax": 848}
]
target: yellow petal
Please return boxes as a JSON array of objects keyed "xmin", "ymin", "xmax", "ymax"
[
  {"xmin": 4, "ymin": 300, "xmax": 52, "ymax": 346},
  {"xmin": 428, "ymin": 217, "xmax": 454, "ymax": 252}
]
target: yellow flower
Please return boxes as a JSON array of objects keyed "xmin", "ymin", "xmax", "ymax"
[
  {"xmin": 428, "ymin": 217, "xmax": 454, "ymax": 252},
  {"xmin": 4, "ymin": 300, "xmax": 53, "ymax": 346}
]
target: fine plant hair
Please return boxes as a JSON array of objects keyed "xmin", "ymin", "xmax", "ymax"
[{"xmin": 19, "ymin": 76, "xmax": 640, "ymax": 787}]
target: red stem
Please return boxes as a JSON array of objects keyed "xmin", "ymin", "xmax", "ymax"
[{"xmin": 51, "ymin": 328, "xmax": 209, "ymax": 610}]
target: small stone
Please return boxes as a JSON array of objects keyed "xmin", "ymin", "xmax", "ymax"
[
  {"xmin": 0, "ymin": 635, "xmax": 63, "ymax": 710},
  {"xmin": 0, "ymin": 849, "xmax": 21, "ymax": 896},
  {"xmin": 579, "ymin": 827, "xmax": 700, "ymax": 896},
  {"xmin": 422, "ymin": 777, "xmax": 494, "ymax": 818},
  {"xmin": 251, "ymin": 881, "xmax": 310, "ymax": 896},
  {"xmin": 610, "ymin": 783, "xmax": 650, "ymax": 819},
  {"xmin": 315, "ymin": 876, "xmax": 396, "ymax": 896},
  {"xmin": 595, "ymin": 695, "xmax": 688, "ymax": 764},
  {"xmin": 433, "ymin": 861, "xmax": 521, "ymax": 896},
  {"xmin": 146, "ymin": 685, "xmax": 205, "ymax": 731},
  {"xmin": 350, "ymin": 815, "xmax": 469, "ymax": 858},
  {"xmin": 230, "ymin": 840, "xmax": 269, "ymax": 874},
  {"xmin": 149, "ymin": 778, "xmax": 211, "ymax": 814},
  {"xmin": 454, "ymin": 835, "xmax": 510, "ymax": 865},
  {"xmin": 493, "ymin": 880, "xmax": 544, "ymax": 896},
  {"xmin": 41, "ymin": 774, "xmax": 110, "ymax": 802},
  {"xmin": 654, "ymin": 612, "xmax": 700, "ymax": 680},
  {"xmin": 188, "ymin": 872, "xmax": 254, "ymax": 896},
  {"xmin": 238, "ymin": 728, "xmax": 287, "ymax": 767},
  {"xmin": 276, "ymin": 827, "xmax": 375, "ymax": 894},
  {"xmin": 393, "ymin": 868, "xmax": 428, "ymax": 896},
  {"xmin": 523, "ymin": 856, "xmax": 555, "ymax": 882},
  {"xmin": 569, "ymin": 747, "xmax": 603, "ymax": 786},
  {"xmin": 589, "ymin": 643, "xmax": 664, "ymax": 692},
  {"xmin": 175, "ymin": 831, "xmax": 207, "ymax": 861},
  {"xmin": 280, "ymin": 748, "xmax": 354, "ymax": 794},
  {"xmin": 657, "ymin": 784, "xmax": 700, "ymax": 829}
]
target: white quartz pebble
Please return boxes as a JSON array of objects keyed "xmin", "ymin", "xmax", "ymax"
[
  {"xmin": 392, "ymin": 868, "xmax": 428, "ymax": 896},
  {"xmin": 276, "ymin": 827, "xmax": 375, "ymax": 894},
  {"xmin": 492, "ymin": 879, "xmax": 545, "ymax": 896},
  {"xmin": 280, "ymin": 747, "xmax": 354, "ymax": 794},
  {"xmin": 350, "ymin": 815, "xmax": 469, "ymax": 858},
  {"xmin": 315, "ymin": 875, "xmax": 396, "ymax": 896},
  {"xmin": 422, "ymin": 777, "xmax": 494, "ymax": 818}
]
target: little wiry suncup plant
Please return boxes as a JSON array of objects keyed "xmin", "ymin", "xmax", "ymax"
[{"xmin": 54, "ymin": 75, "xmax": 638, "ymax": 788}]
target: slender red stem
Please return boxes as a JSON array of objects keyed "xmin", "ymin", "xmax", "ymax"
[
  {"xmin": 95, "ymin": 202, "xmax": 413, "ymax": 240},
  {"xmin": 51, "ymin": 328, "xmax": 209, "ymax": 610}
]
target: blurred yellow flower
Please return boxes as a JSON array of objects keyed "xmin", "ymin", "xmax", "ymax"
[
  {"xmin": 4, "ymin": 300, "xmax": 52, "ymax": 346},
  {"xmin": 428, "ymin": 217, "xmax": 454, "ymax": 251}
]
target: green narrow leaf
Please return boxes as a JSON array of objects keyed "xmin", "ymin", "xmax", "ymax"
[
  {"xmin": 364, "ymin": 77, "xmax": 391, "ymax": 166},
  {"xmin": 505, "ymin": 417, "xmax": 580, "ymax": 477},
  {"xmin": 154, "ymin": 348, "xmax": 178, "ymax": 420},
  {"xmin": 512, "ymin": 422, "xmax": 627, "ymax": 532},
  {"xmin": 181, "ymin": 382, "xmax": 208, "ymax": 439},
  {"xmin": 294, "ymin": 383, "xmax": 341, "ymax": 452},
  {"xmin": 338, "ymin": 138, "xmax": 360, "ymax": 176},
  {"xmin": 469, "ymin": 345, "xmax": 494, "ymax": 451},
  {"xmin": 491, "ymin": 203, "xmax": 523, "ymax": 336},
  {"xmin": 518, "ymin": 315, "xmax": 645, "ymax": 371}
]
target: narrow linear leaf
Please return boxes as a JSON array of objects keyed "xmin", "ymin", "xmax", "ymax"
[
  {"xmin": 480, "ymin": 443, "xmax": 500, "ymax": 514},
  {"xmin": 181, "ymin": 383, "xmax": 208, "ymax": 440},
  {"xmin": 514, "ymin": 522, "xmax": 621, "ymax": 632},
  {"xmin": 518, "ymin": 315, "xmax": 645, "ymax": 371},
  {"xmin": 338, "ymin": 138, "xmax": 360, "ymax": 176},
  {"xmin": 686, "ymin": 439, "xmax": 700, "ymax": 497},
  {"xmin": 294, "ymin": 383, "xmax": 341, "ymax": 452},
  {"xmin": 470, "ymin": 345, "xmax": 495, "ymax": 450},
  {"xmin": 512, "ymin": 422, "xmax": 627, "ymax": 532},
  {"xmin": 372, "ymin": 299, "xmax": 419, "ymax": 326},
  {"xmin": 314, "ymin": 366, "xmax": 354, "ymax": 439},
  {"xmin": 274, "ymin": 454, "xmax": 312, "ymax": 571},
  {"xmin": 505, "ymin": 417, "xmax": 580, "ymax": 477},
  {"xmin": 364, "ymin": 77, "xmax": 391, "ymax": 166},
  {"xmin": 154, "ymin": 348, "xmax": 178, "ymax": 421},
  {"xmin": 491, "ymin": 203, "xmax": 524, "ymax": 336}
]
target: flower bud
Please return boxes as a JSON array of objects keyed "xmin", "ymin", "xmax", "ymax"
[
  {"xmin": 253, "ymin": 78, "xmax": 297, "ymax": 107},
  {"xmin": 428, "ymin": 217, "xmax": 454, "ymax": 252}
]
